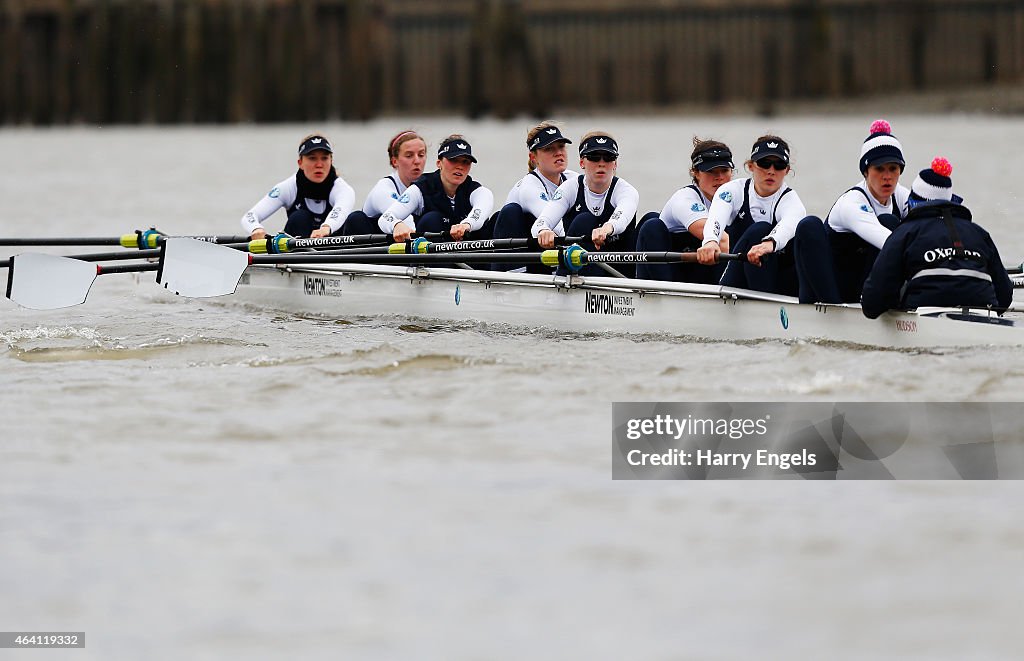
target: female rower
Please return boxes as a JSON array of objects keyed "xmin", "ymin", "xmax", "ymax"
[
  {"xmin": 861, "ymin": 157, "xmax": 1012, "ymax": 318},
  {"xmin": 377, "ymin": 135, "xmax": 496, "ymax": 244},
  {"xmin": 636, "ymin": 137, "xmax": 734, "ymax": 283},
  {"xmin": 342, "ymin": 130, "xmax": 428, "ymax": 236},
  {"xmin": 531, "ymin": 131, "xmax": 640, "ymax": 275},
  {"xmin": 241, "ymin": 133, "xmax": 356, "ymax": 240},
  {"xmin": 492, "ymin": 121, "xmax": 578, "ymax": 271},
  {"xmin": 697, "ymin": 135, "xmax": 807, "ymax": 295},
  {"xmin": 792, "ymin": 120, "xmax": 910, "ymax": 304}
]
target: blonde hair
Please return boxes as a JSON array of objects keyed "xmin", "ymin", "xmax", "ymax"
[
  {"xmin": 299, "ymin": 132, "xmax": 328, "ymax": 147},
  {"xmin": 580, "ymin": 129, "xmax": 615, "ymax": 145}
]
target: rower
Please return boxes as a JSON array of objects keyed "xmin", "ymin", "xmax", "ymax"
[
  {"xmin": 860, "ymin": 157, "xmax": 1013, "ymax": 318},
  {"xmin": 240, "ymin": 133, "xmax": 357, "ymax": 240},
  {"xmin": 378, "ymin": 135, "xmax": 496, "ymax": 250},
  {"xmin": 636, "ymin": 137, "xmax": 735, "ymax": 283},
  {"xmin": 531, "ymin": 131, "xmax": 641, "ymax": 276},
  {"xmin": 492, "ymin": 121, "xmax": 578, "ymax": 272},
  {"xmin": 697, "ymin": 135, "xmax": 808, "ymax": 295},
  {"xmin": 343, "ymin": 130, "xmax": 427, "ymax": 237},
  {"xmin": 792, "ymin": 119, "xmax": 911, "ymax": 304}
]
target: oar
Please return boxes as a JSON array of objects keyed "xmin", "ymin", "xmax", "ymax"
[
  {"xmin": 0, "ymin": 231, "xmax": 249, "ymax": 249},
  {"xmin": 0, "ymin": 248, "xmax": 163, "ymax": 269},
  {"xmin": 156, "ymin": 237, "xmax": 740, "ymax": 298},
  {"xmin": 249, "ymin": 233, "xmax": 394, "ymax": 254},
  {"xmin": 257, "ymin": 236, "xmax": 587, "ymax": 256},
  {"xmin": 5, "ymin": 253, "xmax": 157, "ymax": 310},
  {"xmin": 1, "ymin": 237, "xmax": 492, "ymax": 307}
]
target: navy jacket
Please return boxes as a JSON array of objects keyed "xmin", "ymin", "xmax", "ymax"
[
  {"xmin": 414, "ymin": 170, "xmax": 481, "ymax": 224},
  {"xmin": 861, "ymin": 201, "xmax": 1012, "ymax": 318}
]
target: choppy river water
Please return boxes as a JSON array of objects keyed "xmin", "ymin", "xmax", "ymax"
[{"xmin": 2, "ymin": 115, "xmax": 1023, "ymax": 660}]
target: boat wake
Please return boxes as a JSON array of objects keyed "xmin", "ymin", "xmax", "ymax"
[
  {"xmin": 2, "ymin": 326, "xmax": 257, "ymax": 363},
  {"xmin": 341, "ymin": 353, "xmax": 500, "ymax": 377}
]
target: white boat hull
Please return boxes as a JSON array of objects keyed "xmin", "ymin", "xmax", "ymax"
[{"xmin": 224, "ymin": 264, "xmax": 1024, "ymax": 349}]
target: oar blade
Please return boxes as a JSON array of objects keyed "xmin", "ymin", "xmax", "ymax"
[
  {"xmin": 158, "ymin": 238, "xmax": 249, "ymax": 298},
  {"xmin": 6, "ymin": 253, "xmax": 99, "ymax": 310}
]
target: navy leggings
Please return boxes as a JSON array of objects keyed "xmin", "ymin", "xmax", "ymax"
[
  {"xmin": 635, "ymin": 211, "xmax": 736, "ymax": 284},
  {"xmin": 282, "ymin": 208, "xmax": 323, "ymax": 238},
  {"xmin": 413, "ymin": 210, "xmax": 497, "ymax": 270},
  {"xmin": 492, "ymin": 202, "xmax": 551, "ymax": 273},
  {"xmin": 720, "ymin": 221, "xmax": 798, "ymax": 296},
  {"xmin": 337, "ymin": 210, "xmax": 385, "ymax": 236},
  {"xmin": 416, "ymin": 210, "xmax": 496, "ymax": 241},
  {"xmin": 793, "ymin": 213, "xmax": 899, "ymax": 304},
  {"xmin": 558, "ymin": 211, "xmax": 640, "ymax": 277},
  {"xmin": 282, "ymin": 208, "xmax": 383, "ymax": 238}
]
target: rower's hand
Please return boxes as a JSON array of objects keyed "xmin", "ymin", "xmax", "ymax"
[
  {"xmin": 250, "ymin": 228, "xmax": 268, "ymax": 240},
  {"xmin": 592, "ymin": 223, "xmax": 613, "ymax": 250},
  {"xmin": 537, "ymin": 229, "xmax": 556, "ymax": 249},
  {"xmin": 393, "ymin": 221, "xmax": 413, "ymax": 243},
  {"xmin": 310, "ymin": 224, "xmax": 332, "ymax": 238},
  {"xmin": 449, "ymin": 222, "xmax": 472, "ymax": 242},
  {"xmin": 697, "ymin": 241, "xmax": 720, "ymax": 265},
  {"xmin": 746, "ymin": 240, "xmax": 774, "ymax": 267}
]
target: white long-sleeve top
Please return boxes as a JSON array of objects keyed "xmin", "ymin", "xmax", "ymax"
[
  {"xmin": 377, "ymin": 183, "xmax": 495, "ymax": 234},
  {"xmin": 530, "ymin": 176, "xmax": 640, "ymax": 238},
  {"xmin": 826, "ymin": 181, "xmax": 910, "ymax": 250},
  {"xmin": 362, "ymin": 172, "xmax": 413, "ymax": 227},
  {"xmin": 659, "ymin": 184, "xmax": 712, "ymax": 233},
  {"xmin": 505, "ymin": 169, "xmax": 579, "ymax": 218},
  {"xmin": 702, "ymin": 177, "xmax": 807, "ymax": 251},
  {"xmin": 240, "ymin": 174, "xmax": 356, "ymax": 235}
]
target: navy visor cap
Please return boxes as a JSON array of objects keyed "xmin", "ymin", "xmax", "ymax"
[
  {"xmin": 437, "ymin": 138, "xmax": 477, "ymax": 163},
  {"xmin": 298, "ymin": 135, "xmax": 333, "ymax": 155},
  {"xmin": 529, "ymin": 126, "xmax": 572, "ymax": 151},
  {"xmin": 578, "ymin": 134, "xmax": 619, "ymax": 157}
]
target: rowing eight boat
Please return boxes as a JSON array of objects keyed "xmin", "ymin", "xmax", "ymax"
[
  {"xmin": 218, "ymin": 261, "xmax": 1023, "ymax": 349},
  {"xmin": 7, "ymin": 236, "xmax": 1022, "ymax": 348}
]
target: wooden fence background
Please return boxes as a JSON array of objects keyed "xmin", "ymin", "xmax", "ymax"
[{"xmin": 1, "ymin": 0, "xmax": 1022, "ymax": 124}]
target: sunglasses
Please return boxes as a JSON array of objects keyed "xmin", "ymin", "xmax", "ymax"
[
  {"xmin": 584, "ymin": 153, "xmax": 617, "ymax": 163},
  {"xmin": 755, "ymin": 158, "xmax": 788, "ymax": 171}
]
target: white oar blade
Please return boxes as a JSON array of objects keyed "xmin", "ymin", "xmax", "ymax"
[
  {"xmin": 158, "ymin": 237, "xmax": 249, "ymax": 298},
  {"xmin": 6, "ymin": 253, "xmax": 99, "ymax": 310}
]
